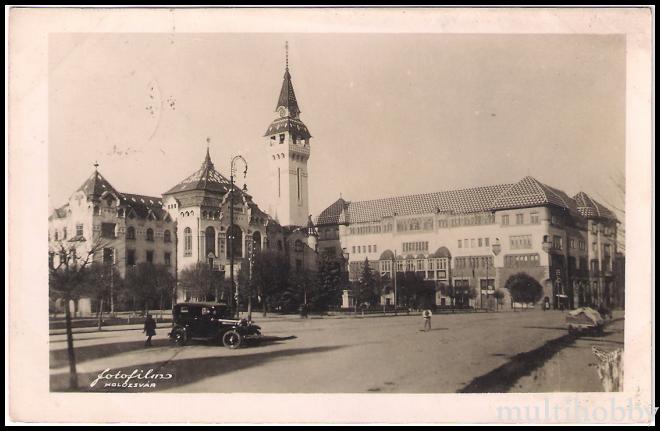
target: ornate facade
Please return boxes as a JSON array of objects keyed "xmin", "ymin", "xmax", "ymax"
[{"xmin": 316, "ymin": 176, "xmax": 622, "ymax": 310}]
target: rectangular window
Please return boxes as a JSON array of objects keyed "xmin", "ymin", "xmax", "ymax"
[
  {"xmin": 579, "ymin": 240, "xmax": 585, "ymax": 250},
  {"xmin": 101, "ymin": 223, "xmax": 116, "ymax": 239},
  {"xmin": 102, "ymin": 248, "xmax": 114, "ymax": 264},
  {"xmin": 76, "ymin": 224, "xmax": 83, "ymax": 237},
  {"xmin": 458, "ymin": 240, "xmax": 462, "ymax": 249},
  {"xmin": 279, "ymin": 134, "xmax": 285, "ymax": 144},
  {"xmin": 553, "ymin": 235, "xmax": 563, "ymax": 250},
  {"xmin": 471, "ymin": 239, "xmax": 476, "ymax": 248},
  {"xmin": 510, "ymin": 235, "xmax": 532, "ymax": 250},
  {"xmin": 126, "ymin": 249, "xmax": 136, "ymax": 266},
  {"xmin": 530, "ymin": 213, "xmax": 539, "ymax": 224},
  {"xmin": 146, "ymin": 250, "xmax": 154, "ymax": 264},
  {"xmin": 478, "ymin": 238, "xmax": 483, "ymax": 247},
  {"xmin": 516, "ymin": 214, "xmax": 524, "ymax": 225},
  {"xmin": 569, "ymin": 238, "xmax": 576, "ymax": 249},
  {"xmin": 502, "ymin": 215, "xmax": 509, "ymax": 225},
  {"xmin": 368, "ymin": 245, "xmax": 372, "ymax": 253},
  {"xmin": 373, "ymin": 245, "xmax": 377, "ymax": 253},
  {"xmin": 297, "ymin": 168, "xmax": 302, "ymax": 201},
  {"xmin": 352, "ymin": 246, "xmax": 356, "ymax": 254},
  {"xmin": 485, "ymin": 237, "xmax": 490, "ymax": 247},
  {"xmin": 164, "ymin": 252, "xmax": 171, "ymax": 267},
  {"xmin": 62, "ymin": 227, "xmax": 68, "ymax": 239}
]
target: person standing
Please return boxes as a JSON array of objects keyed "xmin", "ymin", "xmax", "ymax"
[
  {"xmin": 422, "ymin": 309, "xmax": 432, "ymax": 331},
  {"xmin": 143, "ymin": 314, "xmax": 156, "ymax": 347}
]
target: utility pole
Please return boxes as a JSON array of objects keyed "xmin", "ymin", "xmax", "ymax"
[{"xmin": 229, "ymin": 155, "xmax": 247, "ymax": 319}]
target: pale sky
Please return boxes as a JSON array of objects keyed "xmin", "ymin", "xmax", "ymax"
[{"xmin": 49, "ymin": 33, "xmax": 626, "ymax": 218}]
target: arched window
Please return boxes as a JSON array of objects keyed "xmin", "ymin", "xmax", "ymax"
[
  {"xmin": 146, "ymin": 228, "xmax": 154, "ymax": 241},
  {"xmin": 253, "ymin": 231, "xmax": 262, "ymax": 254},
  {"xmin": 294, "ymin": 239, "xmax": 303, "ymax": 253},
  {"xmin": 126, "ymin": 226, "xmax": 136, "ymax": 240},
  {"xmin": 163, "ymin": 229, "xmax": 171, "ymax": 243},
  {"xmin": 205, "ymin": 226, "xmax": 216, "ymax": 257},
  {"xmin": 226, "ymin": 225, "xmax": 243, "ymax": 259},
  {"xmin": 184, "ymin": 227, "xmax": 192, "ymax": 256}
]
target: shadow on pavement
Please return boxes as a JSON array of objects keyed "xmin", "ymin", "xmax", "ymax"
[
  {"xmin": 51, "ymin": 345, "xmax": 343, "ymax": 392},
  {"xmin": 257, "ymin": 335, "xmax": 298, "ymax": 347},
  {"xmin": 50, "ymin": 338, "xmax": 172, "ymax": 369},
  {"xmin": 458, "ymin": 333, "xmax": 577, "ymax": 393}
]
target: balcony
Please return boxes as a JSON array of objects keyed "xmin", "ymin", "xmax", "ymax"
[{"xmin": 289, "ymin": 143, "xmax": 310, "ymax": 156}]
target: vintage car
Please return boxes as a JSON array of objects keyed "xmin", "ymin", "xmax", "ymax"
[
  {"xmin": 168, "ymin": 302, "xmax": 261, "ymax": 349},
  {"xmin": 566, "ymin": 307, "xmax": 605, "ymax": 335}
]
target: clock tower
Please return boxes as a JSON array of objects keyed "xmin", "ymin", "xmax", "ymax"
[{"xmin": 264, "ymin": 43, "xmax": 312, "ymax": 227}]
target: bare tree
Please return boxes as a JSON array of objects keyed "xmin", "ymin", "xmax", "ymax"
[{"xmin": 49, "ymin": 237, "xmax": 108, "ymax": 390}]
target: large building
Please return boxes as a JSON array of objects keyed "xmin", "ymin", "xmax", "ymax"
[
  {"xmin": 49, "ymin": 49, "xmax": 319, "ymax": 313},
  {"xmin": 316, "ymin": 176, "xmax": 622, "ymax": 310},
  {"xmin": 49, "ymin": 167, "xmax": 177, "ymax": 314}
]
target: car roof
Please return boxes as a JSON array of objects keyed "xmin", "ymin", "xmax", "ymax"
[{"xmin": 175, "ymin": 302, "xmax": 229, "ymax": 308}]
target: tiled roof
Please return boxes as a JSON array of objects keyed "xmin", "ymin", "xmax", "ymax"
[
  {"xmin": 276, "ymin": 68, "xmax": 300, "ymax": 117},
  {"xmin": 49, "ymin": 204, "xmax": 70, "ymax": 220},
  {"xmin": 490, "ymin": 176, "xmax": 574, "ymax": 211},
  {"xmin": 316, "ymin": 176, "xmax": 617, "ymax": 225},
  {"xmin": 335, "ymin": 184, "xmax": 511, "ymax": 224},
  {"xmin": 163, "ymin": 150, "xmax": 236, "ymax": 195},
  {"xmin": 77, "ymin": 170, "xmax": 119, "ymax": 199},
  {"xmin": 264, "ymin": 117, "xmax": 311, "ymax": 139},
  {"xmin": 573, "ymin": 192, "xmax": 618, "ymax": 221},
  {"xmin": 63, "ymin": 169, "xmax": 168, "ymax": 221},
  {"xmin": 316, "ymin": 197, "xmax": 350, "ymax": 225},
  {"xmin": 119, "ymin": 193, "xmax": 166, "ymax": 220}
]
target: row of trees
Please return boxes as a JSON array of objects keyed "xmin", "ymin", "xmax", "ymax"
[
  {"xmin": 351, "ymin": 258, "xmax": 545, "ymax": 311},
  {"xmin": 176, "ymin": 250, "xmax": 346, "ymax": 315}
]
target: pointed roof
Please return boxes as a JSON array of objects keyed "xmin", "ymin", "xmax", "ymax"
[
  {"xmin": 490, "ymin": 176, "xmax": 576, "ymax": 212},
  {"xmin": 573, "ymin": 192, "xmax": 618, "ymax": 221},
  {"xmin": 315, "ymin": 197, "xmax": 350, "ymax": 225},
  {"xmin": 263, "ymin": 117, "xmax": 311, "ymax": 139},
  {"xmin": 163, "ymin": 150, "xmax": 236, "ymax": 195},
  {"xmin": 76, "ymin": 170, "xmax": 119, "ymax": 199},
  {"xmin": 276, "ymin": 68, "xmax": 300, "ymax": 117}
]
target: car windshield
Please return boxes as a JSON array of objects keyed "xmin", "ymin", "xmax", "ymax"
[{"xmin": 214, "ymin": 307, "xmax": 232, "ymax": 319}]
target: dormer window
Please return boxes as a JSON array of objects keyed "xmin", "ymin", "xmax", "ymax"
[{"xmin": 279, "ymin": 134, "xmax": 285, "ymax": 144}]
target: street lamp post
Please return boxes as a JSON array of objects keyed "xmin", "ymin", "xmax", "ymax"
[
  {"xmin": 392, "ymin": 249, "xmax": 398, "ymax": 316},
  {"xmin": 229, "ymin": 155, "xmax": 248, "ymax": 319}
]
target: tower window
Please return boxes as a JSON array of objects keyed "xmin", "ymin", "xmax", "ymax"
[
  {"xmin": 297, "ymin": 168, "xmax": 302, "ymax": 201},
  {"xmin": 279, "ymin": 134, "xmax": 285, "ymax": 144}
]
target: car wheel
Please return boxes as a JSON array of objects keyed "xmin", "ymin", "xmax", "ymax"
[
  {"xmin": 173, "ymin": 331, "xmax": 186, "ymax": 346},
  {"xmin": 222, "ymin": 330, "xmax": 243, "ymax": 349}
]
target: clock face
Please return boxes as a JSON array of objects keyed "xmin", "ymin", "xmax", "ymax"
[{"xmin": 278, "ymin": 107, "xmax": 287, "ymax": 118}]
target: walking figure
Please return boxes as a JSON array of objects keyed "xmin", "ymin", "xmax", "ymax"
[
  {"xmin": 143, "ymin": 314, "xmax": 156, "ymax": 347},
  {"xmin": 422, "ymin": 309, "xmax": 432, "ymax": 331}
]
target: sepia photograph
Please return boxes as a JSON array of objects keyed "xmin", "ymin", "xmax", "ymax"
[{"xmin": 7, "ymin": 6, "xmax": 654, "ymax": 425}]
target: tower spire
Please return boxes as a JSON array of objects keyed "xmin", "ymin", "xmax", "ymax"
[{"xmin": 285, "ymin": 40, "xmax": 289, "ymax": 70}]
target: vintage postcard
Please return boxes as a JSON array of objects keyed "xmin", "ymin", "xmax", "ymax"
[{"xmin": 7, "ymin": 6, "xmax": 654, "ymax": 425}]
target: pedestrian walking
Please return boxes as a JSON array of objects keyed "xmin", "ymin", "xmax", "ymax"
[
  {"xmin": 143, "ymin": 314, "xmax": 156, "ymax": 347},
  {"xmin": 422, "ymin": 309, "xmax": 432, "ymax": 331}
]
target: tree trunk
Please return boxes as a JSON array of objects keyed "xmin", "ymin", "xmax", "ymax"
[
  {"xmin": 65, "ymin": 298, "xmax": 78, "ymax": 390},
  {"xmin": 97, "ymin": 297, "xmax": 104, "ymax": 331},
  {"xmin": 159, "ymin": 293, "xmax": 164, "ymax": 322},
  {"xmin": 247, "ymin": 293, "xmax": 252, "ymax": 321},
  {"xmin": 262, "ymin": 297, "xmax": 267, "ymax": 317}
]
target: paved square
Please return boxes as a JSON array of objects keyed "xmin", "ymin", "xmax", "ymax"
[{"xmin": 49, "ymin": 310, "xmax": 623, "ymax": 393}]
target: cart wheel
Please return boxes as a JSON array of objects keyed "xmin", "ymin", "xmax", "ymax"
[{"xmin": 222, "ymin": 330, "xmax": 243, "ymax": 349}]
